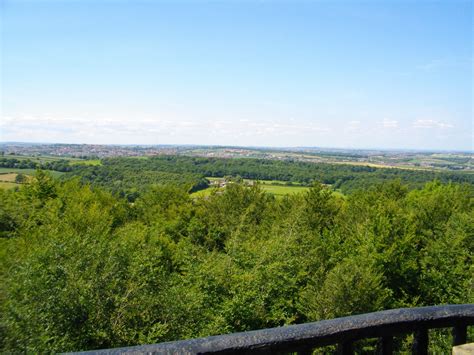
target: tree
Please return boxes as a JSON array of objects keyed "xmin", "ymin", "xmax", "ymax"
[
  {"xmin": 0, "ymin": 174, "xmax": 472, "ymax": 353},
  {"xmin": 14, "ymin": 173, "xmax": 27, "ymax": 184},
  {"xmin": 299, "ymin": 253, "xmax": 391, "ymax": 321}
]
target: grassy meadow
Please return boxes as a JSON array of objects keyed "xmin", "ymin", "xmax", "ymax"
[
  {"xmin": 192, "ymin": 177, "xmax": 311, "ymax": 197},
  {"xmin": 0, "ymin": 168, "xmax": 64, "ymax": 179},
  {"xmin": 0, "ymin": 168, "xmax": 64, "ymax": 189},
  {"xmin": 0, "ymin": 181, "xmax": 18, "ymax": 189},
  {"xmin": 0, "ymin": 172, "xmax": 30, "ymax": 189},
  {"xmin": 260, "ymin": 184, "xmax": 309, "ymax": 196}
]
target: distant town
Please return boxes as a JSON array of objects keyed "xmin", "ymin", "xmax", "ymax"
[{"xmin": 0, "ymin": 142, "xmax": 472, "ymax": 172}]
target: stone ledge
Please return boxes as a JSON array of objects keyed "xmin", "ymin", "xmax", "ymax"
[{"xmin": 453, "ymin": 343, "xmax": 474, "ymax": 355}]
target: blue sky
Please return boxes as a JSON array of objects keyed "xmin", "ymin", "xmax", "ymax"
[{"xmin": 1, "ymin": 0, "xmax": 472, "ymax": 150}]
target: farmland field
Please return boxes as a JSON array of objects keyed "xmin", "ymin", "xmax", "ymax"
[
  {"xmin": 0, "ymin": 172, "xmax": 33, "ymax": 189},
  {"xmin": 69, "ymin": 159, "xmax": 101, "ymax": 166},
  {"xmin": 0, "ymin": 173, "xmax": 19, "ymax": 182},
  {"xmin": 192, "ymin": 178, "xmax": 311, "ymax": 198},
  {"xmin": 0, "ymin": 167, "xmax": 39, "ymax": 175},
  {"xmin": 0, "ymin": 167, "xmax": 64, "ymax": 178},
  {"xmin": 3, "ymin": 154, "xmax": 83, "ymax": 162},
  {"xmin": 190, "ymin": 187, "xmax": 217, "ymax": 197},
  {"xmin": 0, "ymin": 181, "xmax": 18, "ymax": 189},
  {"xmin": 191, "ymin": 184, "xmax": 309, "ymax": 198},
  {"xmin": 260, "ymin": 184, "xmax": 309, "ymax": 196}
]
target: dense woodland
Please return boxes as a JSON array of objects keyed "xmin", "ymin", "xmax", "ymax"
[
  {"xmin": 64, "ymin": 155, "xmax": 474, "ymax": 200},
  {"xmin": 3, "ymin": 155, "xmax": 474, "ymax": 197},
  {"xmin": 0, "ymin": 166, "xmax": 473, "ymax": 352},
  {"xmin": 0, "ymin": 156, "xmax": 76, "ymax": 172}
]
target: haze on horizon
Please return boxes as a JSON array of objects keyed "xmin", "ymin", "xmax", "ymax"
[{"xmin": 0, "ymin": 0, "xmax": 472, "ymax": 151}]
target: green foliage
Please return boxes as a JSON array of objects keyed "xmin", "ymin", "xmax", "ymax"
[
  {"xmin": 0, "ymin": 174, "xmax": 472, "ymax": 353},
  {"xmin": 66, "ymin": 161, "xmax": 209, "ymax": 201},
  {"xmin": 299, "ymin": 252, "xmax": 391, "ymax": 321},
  {"xmin": 65, "ymin": 155, "xmax": 474, "ymax": 198},
  {"xmin": 0, "ymin": 156, "xmax": 76, "ymax": 172},
  {"xmin": 14, "ymin": 173, "xmax": 27, "ymax": 184}
]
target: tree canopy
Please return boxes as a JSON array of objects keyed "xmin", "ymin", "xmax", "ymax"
[{"xmin": 0, "ymin": 171, "xmax": 472, "ymax": 353}]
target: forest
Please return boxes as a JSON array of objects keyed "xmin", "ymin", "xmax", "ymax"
[
  {"xmin": 0, "ymin": 167, "xmax": 472, "ymax": 353},
  {"xmin": 62, "ymin": 155, "xmax": 474, "ymax": 200}
]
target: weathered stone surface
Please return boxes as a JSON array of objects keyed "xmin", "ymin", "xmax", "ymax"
[
  {"xmin": 453, "ymin": 343, "xmax": 474, "ymax": 355},
  {"xmin": 68, "ymin": 304, "xmax": 474, "ymax": 355}
]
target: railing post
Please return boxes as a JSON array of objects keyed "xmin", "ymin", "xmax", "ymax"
[
  {"xmin": 452, "ymin": 324, "xmax": 467, "ymax": 346},
  {"xmin": 339, "ymin": 340, "xmax": 353, "ymax": 355},
  {"xmin": 412, "ymin": 328, "xmax": 428, "ymax": 355},
  {"xmin": 381, "ymin": 336, "xmax": 393, "ymax": 354}
]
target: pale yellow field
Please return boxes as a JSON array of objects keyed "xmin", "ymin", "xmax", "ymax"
[
  {"xmin": 331, "ymin": 161, "xmax": 434, "ymax": 171},
  {"xmin": 0, "ymin": 173, "xmax": 33, "ymax": 188},
  {"xmin": 0, "ymin": 173, "xmax": 19, "ymax": 182}
]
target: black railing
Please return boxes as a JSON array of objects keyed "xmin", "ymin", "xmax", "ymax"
[{"xmin": 75, "ymin": 304, "xmax": 473, "ymax": 354}]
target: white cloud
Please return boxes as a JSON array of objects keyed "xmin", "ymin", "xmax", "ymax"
[
  {"xmin": 417, "ymin": 59, "xmax": 447, "ymax": 72},
  {"xmin": 2, "ymin": 114, "xmax": 469, "ymax": 150},
  {"xmin": 382, "ymin": 118, "xmax": 398, "ymax": 128},
  {"xmin": 412, "ymin": 119, "xmax": 454, "ymax": 129},
  {"xmin": 417, "ymin": 57, "xmax": 471, "ymax": 72},
  {"xmin": 344, "ymin": 120, "xmax": 361, "ymax": 132},
  {"xmin": 0, "ymin": 115, "xmax": 331, "ymax": 145},
  {"xmin": 348, "ymin": 120, "xmax": 361, "ymax": 126}
]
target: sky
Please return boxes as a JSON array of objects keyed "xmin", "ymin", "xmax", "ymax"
[{"xmin": 0, "ymin": 0, "xmax": 472, "ymax": 151}]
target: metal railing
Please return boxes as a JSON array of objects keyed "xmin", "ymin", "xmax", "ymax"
[{"xmin": 75, "ymin": 304, "xmax": 474, "ymax": 354}]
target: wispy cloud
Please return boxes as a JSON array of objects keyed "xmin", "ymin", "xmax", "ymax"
[
  {"xmin": 381, "ymin": 118, "xmax": 398, "ymax": 128},
  {"xmin": 0, "ymin": 115, "xmax": 331, "ymax": 144},
  {"xmin": 344, "ymin": 120, "xmax": 362, "ymax": 134},
  {"xmin": 348, "ymin": 120, "xmax": 361, "ymax": 126},
  {"xmin": 418, "ymin": 59, "xmax": 448, "ymax": 72},
  {"xmin": 412, "ymin": 119, "xmax": 454, "ymax": 129},
  {"xmin": 417, "ymin": 57, "xmax": 472, "ymax": 72}
]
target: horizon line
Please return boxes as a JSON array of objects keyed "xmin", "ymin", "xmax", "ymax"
[{"xmin": 1, "ymin": 141, "xmax": 473, "ymax": 154}]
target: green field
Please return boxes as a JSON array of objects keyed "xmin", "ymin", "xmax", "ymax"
[
  {"xmin": 0, "ymin": 181, "xmax": 18, "ymax": 189},
  {"xmin": 260, "ymin": 184, "xmax": 309, "ymax": 196},
  {"xmin": 4, "ymin": 154, "xmax": 79, "ymax": 162},
  {"xmin": 191, "ymin": 177, "xmax": 347, "ymax": 198},
  {"xmin": 190, "ymin": 183, "xmax": 344, "ymax": 198},
  {"xmin": 0, "ymin": 168, "xmax": 66, "ymax": 189},
  {"xmin": 192, "ymin": 178, "xmax": 311, "ymax": 198},
  {"xmin": 0, "ymin": 168, "xmax": 64, "ymax": 178},
  {"xmin": 191, "ymin": 187, "xmax": 217, "ymax": 197},
  {"xmin": 0, "ymin": 168, "xmax": 38, "ymax": 175},
  {"xmin": 70, "ymin": 159, "xmax": 101, "ymax": 166}
]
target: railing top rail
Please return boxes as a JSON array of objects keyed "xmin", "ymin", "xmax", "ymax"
[{"xmin": 72, "ymin": 304, "xmax": 474, "ymax": 354}]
